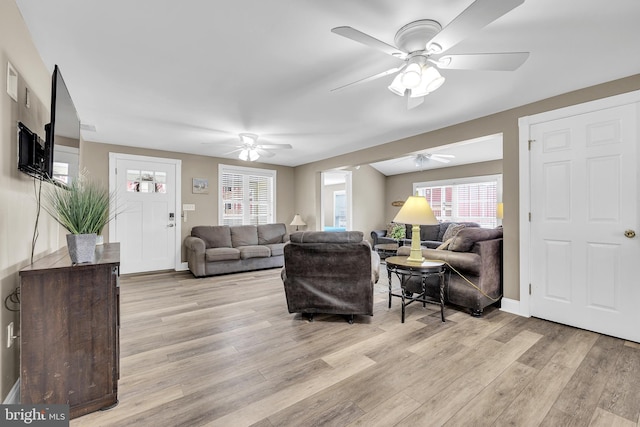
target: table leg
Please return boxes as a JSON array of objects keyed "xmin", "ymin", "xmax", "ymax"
[
  {"xmin": 387, "ymin": 267, "xmax": 392, "ymax": 309},
  {"xmin": 439, "ymin": 271, "xmax": 445, "ymax": 322}
]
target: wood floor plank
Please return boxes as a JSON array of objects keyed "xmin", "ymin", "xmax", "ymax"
[{"xmin": 68, "ymin": 269, "xmax": 639, "ymax": 427}]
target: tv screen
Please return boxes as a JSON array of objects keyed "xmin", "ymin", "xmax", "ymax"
[{"xmin": 46, "ymin": 65, "xmax": 80, "ymax": 186}]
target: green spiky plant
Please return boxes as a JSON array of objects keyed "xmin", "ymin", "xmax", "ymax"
[{"xmin": 42, "ymin": 173, "xmax": 115, "ymax": 235}]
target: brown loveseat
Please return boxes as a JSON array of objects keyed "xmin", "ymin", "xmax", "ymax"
[
  {"xmin": 184, "ymin": 223, "xmax": 288, "ymax": 277},
  {"xmin": 281, "ymin": 231, "xmax": 380, "ymax": 323},
  {"xmin": 397, "ymin": 227, "xmax": 503, "ymax": 316}
]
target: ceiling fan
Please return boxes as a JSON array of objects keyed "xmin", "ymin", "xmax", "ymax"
[
  {"xmin": 414, "ymin": 153, "xmax": 455, "ymax": 169},
  {"xmin": 331, "ymin": 0, "xmax": 529, "ymax": 107},
  {"xmin": 224, "ymin": 133, "xmax": 293, "ymax": 162}
]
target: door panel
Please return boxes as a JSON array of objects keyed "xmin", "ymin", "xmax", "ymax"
[
  {"xmin": 114, "ymin": 158, "xmax": 177, "ymax": 274},
  {"xmin": 530, "ymin": 103, "xmax": 639, "ymax": 342}
]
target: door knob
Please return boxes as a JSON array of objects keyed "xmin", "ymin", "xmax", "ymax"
[
  {"xmin": 624, "ymin": 229, "xmax": 636, "ymax": 238},
  {"xmin": 168, "ymin": 223, "xmax": 175, "ymax": 228}
]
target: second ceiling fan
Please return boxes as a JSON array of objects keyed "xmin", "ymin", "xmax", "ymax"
[{"xmin": 331, "ymin": 0, "xmax": 529, "ymax": 108}]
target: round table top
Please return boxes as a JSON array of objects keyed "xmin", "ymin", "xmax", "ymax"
[{"xmin": 385, "ymin": 256, "xmax": 445, "ymax": 271}]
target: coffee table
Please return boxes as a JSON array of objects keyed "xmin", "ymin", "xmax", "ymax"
[{"xmin": 385, "ymin": 256, "xmax": 446, "ymax": 323}]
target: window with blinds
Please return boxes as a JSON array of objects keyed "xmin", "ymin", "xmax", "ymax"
[
  {"xmin": 219, "ymin": 164, "xmax": 276, "ymax": 225},
  {"xmin": 414, "ymin": 174, "xmax": 502, "ymax": 228}
]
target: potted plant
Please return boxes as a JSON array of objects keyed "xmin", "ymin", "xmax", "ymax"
[
  {"xmin": 389, "ymin": 222, "xmax": 406, "ymax": 242},
  {"xmin": 42, "ymin": 173, "xmax": 115, "ymax": 264}
]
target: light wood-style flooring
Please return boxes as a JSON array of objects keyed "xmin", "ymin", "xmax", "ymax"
[{"xmin": 71, "ymin": 268, "xmax": 640, "ymax": 427}]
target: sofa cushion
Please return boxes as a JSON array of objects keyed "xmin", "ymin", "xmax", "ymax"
[
  {"xmin": 257, "ymin": 223, "xmax": 286, "ymax": 244},
  {"xmin": 238, "ymin": 245, "xmax": 271, "ymax": 259},
  {"xmin": 449, "ymin": 227, "xmax": 503, "ymax": 252},
  {"xmin": 205, "ymin": 247, "xmax": 240, "ymax": 262},
  {"xmin": 231, "ymin": 225, "xmax": 259, "ymax": 247},
  {"xmin": 266, "ymin": 242, "xmax": 286, "ymax": 256},
  {"xmin": 442, "ymin": 223, "xmax": 466, "ymax": 242},
  {"xmin": 419, "ymin": 224, "xmax": 441, "ymax": 241},
  {"xmin": 192, "ymin": 226, "xmax": 232, "ymax": 248},
  {"xmin": 290, "ymin": 231, "xmax": 363, "ymax": 244}
]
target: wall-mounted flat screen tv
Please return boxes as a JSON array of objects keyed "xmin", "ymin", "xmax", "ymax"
[{"xmin": 46, "ymin": 65, "xmax": 81, "ymax": 186}]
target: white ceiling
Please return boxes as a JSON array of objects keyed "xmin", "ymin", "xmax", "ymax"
[{"xmin": 15, "ymin": 0, "xmax": 640, "ymax": 169}]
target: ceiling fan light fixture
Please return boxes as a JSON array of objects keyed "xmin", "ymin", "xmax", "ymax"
[
  {"xmin": 239, "ymin": 133, "xmax": 258, "ymax": 146},
  {"xmin": 400, "ymin": 62, "xmax": 422, "ymax": 88},
  {"xmin": 410, "ymin": 65, "xmax": 445, "ymax": 98},
  {"xmin": 388, "ymin": 73, "xmax": 406, "ymax": 96},
  {"xmin": 239, "ymin": 149, "xmax": 249, "ymax": 161}
]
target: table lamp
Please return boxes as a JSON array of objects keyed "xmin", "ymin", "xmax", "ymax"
[
  {"xmin": 290, "ymin": 214, "xmax": 306, "ymax": 231},
  {"xmin": 393, "ymin": 195, "xmax": 438, "ymax": 262}
]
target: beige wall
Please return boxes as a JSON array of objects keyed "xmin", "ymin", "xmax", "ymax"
[
  {"xmin": 294, "ymin": 74, "xmax": 640, "ymax": 303},
  {"xmin": 0, "ymin": 0, "xmax": 62, "ymax": 400},
  {"xmin": 81, "ymin": 141, "xmax": 295, "ymax": 260}
]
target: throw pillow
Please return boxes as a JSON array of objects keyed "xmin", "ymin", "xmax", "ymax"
[
  {"xmin": 386, "ymin": 223, "xmax": 395, "ymax": 236},
  {"xmin": 436, "ymin": 238, "xmax": 454, "ymax": 250},
  {"xmin": 442, "ymin": 223, "xmax": 466, "ymax": 242},
  {"xmin": 449, "ymin": 227, "xmax": 504, "ymax": 252}
]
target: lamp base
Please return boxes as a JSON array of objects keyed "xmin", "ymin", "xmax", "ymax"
[{"xmin": 405, "ymin": 225, "xmax": 424, "ymax": 263}]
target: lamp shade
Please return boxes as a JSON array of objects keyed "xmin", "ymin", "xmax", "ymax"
[
  {"xmin": 393, "ymin": 196, "xmax": 438, "ymax": 225},
  {"xmin": 290, "ymin": 214, "xmax": 306, "ymax": 227}
]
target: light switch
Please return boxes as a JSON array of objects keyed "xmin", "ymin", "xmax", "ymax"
[{"xmin": 183, "ymin": 204, "xmax": 196, "ymax": 211}]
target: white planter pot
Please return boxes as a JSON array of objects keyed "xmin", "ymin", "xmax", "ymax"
[{"xmin": 66, "ymin": 233, "xmax": 97, "ymax": 264}]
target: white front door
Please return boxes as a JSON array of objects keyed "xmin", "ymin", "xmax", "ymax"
[
  {"xmin": 529, "ymin": 102, "xmax": 639, "ymax": 342},
  {"xmin": 110, "ymin": 154, "xmax": 181, "ymax": 274}
]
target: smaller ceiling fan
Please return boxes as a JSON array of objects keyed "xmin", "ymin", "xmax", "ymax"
[
  {"xmin": 222, "ymin": 133, "xmax": 293, "ymax": 162},
  {"xmin": 331, "ymin": 0, "xmax": 529, "ymax": 108},
  {"xmin": 414, "ymin": 153, "xmax": 455, "ymax": 169}
]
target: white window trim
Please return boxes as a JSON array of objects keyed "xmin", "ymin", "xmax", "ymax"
[{"xmin": 218, "ymin": 163, "xmax": 277, "ymax": 225}]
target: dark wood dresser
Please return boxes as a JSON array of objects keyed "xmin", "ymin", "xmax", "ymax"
[{"xmin": 19, "ymin": 243, "xmax": 120, "ymax": 419}]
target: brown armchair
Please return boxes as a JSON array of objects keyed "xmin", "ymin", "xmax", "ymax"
[{"xmin": 281, "ymin": 231, "xmax": 380, "ymax": 323}]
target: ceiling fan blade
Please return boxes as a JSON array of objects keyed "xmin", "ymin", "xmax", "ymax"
[
  {"xmin": 331, "ymin": 65, "xmax": 405, "ymax": 92},
  {"xmin": 223, "ymin": 148, "xmax": 242, "ymax": 156},
  {"xmin": 255, "ymin": 148, "xmax": 275, "ymax": 158},
  {"xmin": 430, "ymin": 154, "xmax": 455, "ymax": 158},
  {"xmin": 430, "ymin": 156, "xmax": 451, "ymax": 163},
  {"xmin": 426, "ymin": 0, "xmax": 525, "ymax": 54},
  {"xmin": 407, "ymin": 96, "xmax": 424, "ymax": 110},
  {"xmin": 435, "ymin": 52, "xmax": 529, "ymax": 71},
  {"xmin": 256, "ymin": 143, "xmax": 293, "ymax": 150},
  {"xmin": 331, "ymin": 26, "xmax": 406, "ymax": 58}
]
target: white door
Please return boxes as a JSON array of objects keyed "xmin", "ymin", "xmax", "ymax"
[
  {"xmin": 110, "ymin": 154, "xmax": 181, "ymax": 274},
  {"xmin": 529, "ymin": 103, "xmax": 639, "ymax": 342}
]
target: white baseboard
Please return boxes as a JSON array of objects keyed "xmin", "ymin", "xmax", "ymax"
[
  {"xmin": 3, "ymin": 379, "xmax": 20, "ymax": 404},
  {"xmin": 178, "ymin": 262, "xmax": 189, "ymax": 271},
  {"xmin": 500, "ymin": 298, "xmax": 528, "ymax": 317}
]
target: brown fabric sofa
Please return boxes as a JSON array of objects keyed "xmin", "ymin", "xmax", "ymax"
[
  {"xmin": 396, "ymin": 227, "xmax": 503, "ymax": 316},
  {"xmin": 281, "ymin": 231, "xmax": 380, "ymax": 323},
  {"xmin": 184, "ymin": 223, "xmax": 288, "ymax": 277}
]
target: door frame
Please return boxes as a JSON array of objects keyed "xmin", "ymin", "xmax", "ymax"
[
  {"xmin": 517, "ymin": 89, "xmax": 640, "ymax": 317},
  {"xmin": 108, "ymin": 152, "xmax": 183, "ymax": 272}
]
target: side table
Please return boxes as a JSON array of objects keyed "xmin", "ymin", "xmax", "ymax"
[
  {"xmin": 385, "ymin": 256, "xmax": 446, "ymax": 323},
  {"xmin": 374, "ymin": 243, "xmax": 399, "ymax": 260}
]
